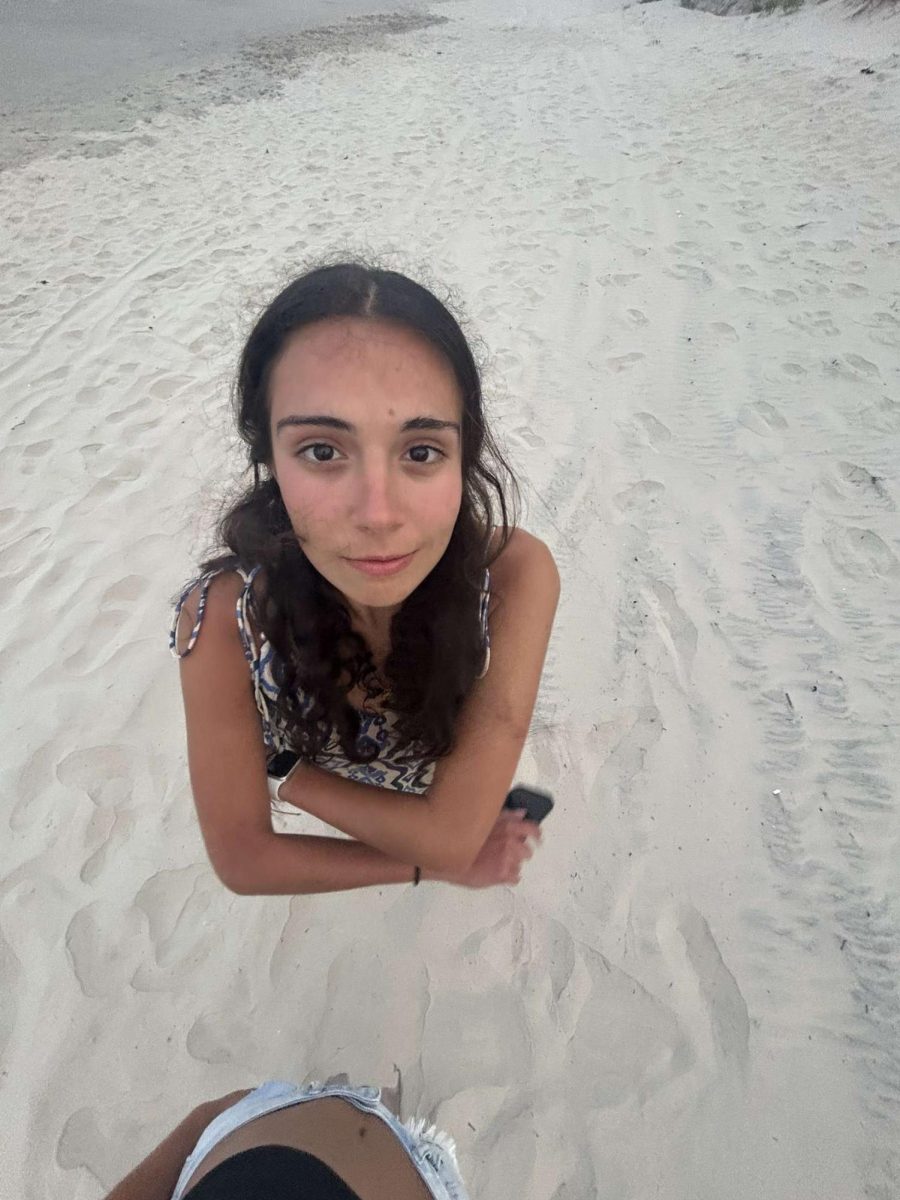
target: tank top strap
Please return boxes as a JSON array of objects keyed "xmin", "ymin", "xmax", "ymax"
[
  {"xmin": 232, "ymin": 566, "xmax": 276, "ymax": 734},
  {"xmin": 170, "ymin": 570, "xmax": 214, "ymax": 658},
  {"xmin": 477, "ymin": 567, "xmax": 491, "ymax": 679},
  {"xmin": 170, "ymin": 564, "xmax": 284, "ymax": 753},
  {"xmin": 169, "ymin": 564, "xmax": 258, "ymax": 660}
]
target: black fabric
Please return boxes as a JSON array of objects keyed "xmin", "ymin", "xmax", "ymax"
[{"xmin": 181, "ymin": 1144, "xmax": 365, "ymax": 1199}]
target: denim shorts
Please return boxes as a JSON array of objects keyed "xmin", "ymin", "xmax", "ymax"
[{"xmin": 169, "ymin": 1080, "xmax": 470, "ymax": 1200}]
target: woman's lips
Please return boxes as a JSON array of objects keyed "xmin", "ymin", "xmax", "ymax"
[{"xmin": 344, "ymin": 552, "xmax": 416, "ymax": 577}]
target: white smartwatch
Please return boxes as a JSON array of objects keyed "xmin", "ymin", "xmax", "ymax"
[{"xmin": 267, "ymin": 750, "xmax": 301, "ymax": 803}]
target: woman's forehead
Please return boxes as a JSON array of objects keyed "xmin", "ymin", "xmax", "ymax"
[{"xmin": 269, "ymin": 317, "xmax": 461, "ymax": 425}]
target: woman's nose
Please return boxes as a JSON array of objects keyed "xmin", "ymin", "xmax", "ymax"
[{"xmin": 354, "ymin": 461, "xmax": 402, "ymax": 531}]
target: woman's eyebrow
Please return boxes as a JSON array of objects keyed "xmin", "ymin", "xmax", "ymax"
[
  {"xmin": 275, "ymin": 414, "xmax": 351, "ymax": 433},
  {"xmin": 275, "ymin": 415, "xmax": 460, "ymax": 435},
  {"xmin": 402, "ymin": 416, "xmax": 460, "ymax": 434}
]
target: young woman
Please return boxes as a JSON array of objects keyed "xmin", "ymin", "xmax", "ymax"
[
  {"xmin": 171, "ymin": 262, "xmax": 559, "ymax": 896},
  {"xmin": 105, "ymin": 1077, "xmax": 470, "ymax": 1200}
]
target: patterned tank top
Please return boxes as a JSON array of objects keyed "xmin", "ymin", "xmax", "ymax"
[{"xmin": 170, "ymin": 565, "xmax": 491, "ymax": 795}]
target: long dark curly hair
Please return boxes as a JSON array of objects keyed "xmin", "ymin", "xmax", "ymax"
[{"xmin": 202, "ymin": 262, "xmax": 519, "ymax": 765}]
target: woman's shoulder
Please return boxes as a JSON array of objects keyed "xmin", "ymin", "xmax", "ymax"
[
  {"xmin": 170, "ymin": 565, "xmax": 261, "ymax": 659},
  {"xmin": 489, "ymin": 526, "xmax": 558, "ymax": 592}
]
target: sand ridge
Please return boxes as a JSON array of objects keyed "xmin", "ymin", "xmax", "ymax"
[{"xmin": 2, "ymin": 0, "xmax": 899, "ymax": 1196}]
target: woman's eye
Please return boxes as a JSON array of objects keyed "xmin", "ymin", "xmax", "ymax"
[
  {"xmin": 407, "ymin": 445, "xmax": 444, "ymax": 465},
  {"xmin": 299, "ymin": 443, "xmax": 339, "ymax": 463}
]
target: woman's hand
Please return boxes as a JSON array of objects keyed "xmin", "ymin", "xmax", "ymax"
[{"xmin": 433, "ymin": 809, "xmax": 541, "ymax": 889}]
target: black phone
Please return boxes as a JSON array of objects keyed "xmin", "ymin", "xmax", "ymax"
[
  {"xmin": 267, "ymin": 749, "xmax": 301, "ymax": 779},
  {"xmin": 504, "ymin": 785, "xmax": 554, "ymax": 824}
]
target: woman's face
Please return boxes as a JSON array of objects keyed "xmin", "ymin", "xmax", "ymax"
[{"xmin": 268, "ymin": 317, "xmax": 465, "ymax": 615}]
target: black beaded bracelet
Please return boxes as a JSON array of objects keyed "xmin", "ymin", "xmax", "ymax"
[{"xmin": 413, "ymin": 866, "xmax": 421, "ymax": 886}]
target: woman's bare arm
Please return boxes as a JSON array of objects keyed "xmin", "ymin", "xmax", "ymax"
[
  {"xmin": 178, "ymin": 529, "xmax": 557, "ymax": 890},
  {"xmin": 279, "ymin": 529, "xmax": 560, "ymax": 873},
  {"xmin": 178, "ymin": 575, "xmax": 430, "ymax": 894}
]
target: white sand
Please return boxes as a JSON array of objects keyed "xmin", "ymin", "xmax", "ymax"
[{"xmin": 2, "ymin": 1, "xmax": 899, "ymax": 1196}]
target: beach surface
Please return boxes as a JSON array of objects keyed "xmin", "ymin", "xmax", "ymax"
[
  {"xmin": 0, "ymin": 0, "xmax": 412, "ymax": 108},
  {"xmin": 2, "ymin": 1, "xmax": 899, "ymax": 1197}
]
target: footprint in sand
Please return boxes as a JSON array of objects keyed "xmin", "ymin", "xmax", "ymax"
[
  {"xmin": 65, "ymin": 899, "xmax": 146, "ymax": 998},
  {"xmin": 0, "ymin": 870, "xmax": 66, "ymax": 993},
  {"xmin": 106, "ymin": 396, "xmax": 146, "ymax": 424},
  {"xmin": 303, "ymin": 939, "xmax": 432, "ymax": 1078},
  {"xmin": 59, "ymin": 1102, "xmax": 162, "ymax": 1189},
  {"xmin": 62, "ymin": 610, "xmax": 129, "ymax": 675},
  {"xmin": 844, "ymin": 353, "xmax": 881, "ymax": 378},
  {"xmin": 512, "ymin": 426, "xmax": 544, "ymax": 449},
  {"xmin": 52, "ymin": 743, "xmax": 138, "ymax": 845},
  {"xmin": 859, "ymin": 396, "xmax": 900, "ymax": 433},
  {"xmin": 0, "ymin": 526, "xmax": 52, "ymax": 579},
  {"xmin": 564, "ymin": 945, "xmax": 690, "ymax": 1107},
  {"xmin": 824, "ymin": 354, "xmax": 882, "ymax": 380},
  {"xmin": 614, "ymin": 480, "xmax": 665, "ymax": 512},
  {"xmin": 634, "ymin": 412, "xmax": 672, "ymax": 447},
  {"xmin": 814, "ymin": 462, "xmax": 893, "ymax": 515},
  {"xmin": 538, "ymin": 916, "xmax": 578, "ymax": 1005},
  {"xmin": 734, "ymin": 285, "xmax": 764, "ymax": 303},
  {"xmin": 626, "ymin": 308, "xmax": 649, "ymax": 326},
  {"xmin": 100, "ymin": 574, "xmax": 149, "ymax": 607},
  {"xmin": 186, "ymin": 1008, "xmax": 250, "ymax": 1067},
  {"xmin": 607, "ymin": 352, "xmax": 645, "ymax": 373},
  {"xmin": 664, "ymin": 262, "xmax": 713, "ymax": 288},
  {"xmin": 104, "ymin": 456, "xmax": 144, "ymax": 482},
  {"xmin": 423, "ymin": 987, "xmax": 531, "ymax": 1096},
  {"xmin": 599, "ymin": 273, "xmax": 640, "ymax": 288},
  {"xmin": 866, "ymin": 311, "xmax": 900, "ymax": 349},
  {"xmin": 710, "ymin": 321, "xmax": 739, "ymax": 343},
  {"xmin": 642, "ymin": 579, "xmax": 698, "ymax": 689},
  {"xmin": 57, "ymin": 1108, "xmax": 106, "ymax": 1179},
  {"xmin": 56, "ymin": 744, "xmax": 134, "ymax": 795},
  {"xmin": 132, "ymin": 865, "xmax": 218, "ymax": 981},
  {"xmin": 32, "ymin": 364, "xmax": 70, "ymax": 387},
  {"xmin": 459, "ymin": 911, "xmax": 522, "ymax": 963},
  {"xmin": 823, "ymin": 527, "xmax": 899, "ymax": 579},
  {"xmin": 738, "ymin": 401, "xmax": 788, "ymax": 435},
  {"xmin": 789, "ymin": 311, "xmax": 840, "ymax": 337},
  {"xmin": 81, "ymin": 809, "xmax": 137, "ymax": 885},
  {"xmin": 657, "ymin": 901, "xmax": 750, "ymax": 1069}
]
